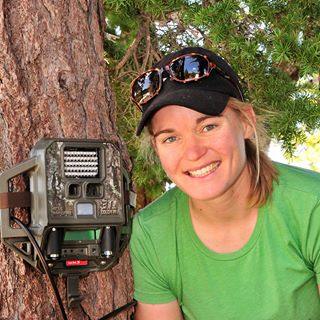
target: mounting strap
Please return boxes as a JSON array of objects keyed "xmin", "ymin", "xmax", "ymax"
[{"xmin": 0, "ymin": 192, "xmax": 31, "ymax": 209}]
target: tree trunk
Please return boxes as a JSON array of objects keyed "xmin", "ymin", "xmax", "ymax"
[{"xmin": 0, "ymin": 1, "xmax": 133, "ymax": 319}]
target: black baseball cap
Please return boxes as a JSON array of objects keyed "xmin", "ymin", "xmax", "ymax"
[{"xmin": 136, "ymin": 46, "xmax": 245, "ymax": 136}]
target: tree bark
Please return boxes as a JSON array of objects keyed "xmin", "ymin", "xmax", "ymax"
[{"xmin": 0, "ymin": 0, "xmax": 133, "ymax": 319}]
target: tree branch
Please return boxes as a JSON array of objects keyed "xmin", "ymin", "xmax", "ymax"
[
  {"xmin": 141, "ymin": 23, "xmax": 151, "ymax": 71},
  {"xmin": 115, "ymin": 15, "xmax": 150, "ymax": 73}
]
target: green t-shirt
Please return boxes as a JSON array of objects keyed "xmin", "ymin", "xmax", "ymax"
[{"xmin": 130, "ymin": 163, "xmax": 320, "ymax": 319}]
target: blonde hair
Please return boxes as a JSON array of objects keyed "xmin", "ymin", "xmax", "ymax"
[{"xmin": 227, "ymin": 97, "xmax": 278, "ymax": 207}]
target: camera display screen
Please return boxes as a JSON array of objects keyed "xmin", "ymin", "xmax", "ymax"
[{"xmin": 64, "ymin": 229, "xmax": 101, "ymax": 241}]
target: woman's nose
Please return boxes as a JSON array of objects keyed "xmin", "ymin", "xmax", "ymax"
[{"xmin": 183, "ymin": 134, "xmax": 207, "ymax": 161}]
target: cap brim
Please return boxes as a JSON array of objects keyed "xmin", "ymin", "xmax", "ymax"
[{"xmin": 136, "ymin": 88, "xmax": 229, "ymax": 136}]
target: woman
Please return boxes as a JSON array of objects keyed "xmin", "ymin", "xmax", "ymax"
[{"xmin": 129, "ymin": 47, "xmax": 320, "ymax": 319}]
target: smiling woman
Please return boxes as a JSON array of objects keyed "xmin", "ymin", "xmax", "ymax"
[{"xmin": 129, "ymin": 46, "xmax": 320, "ymax": 320}]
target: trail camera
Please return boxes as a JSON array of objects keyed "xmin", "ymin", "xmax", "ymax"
[{"xmin": 0, "ymin": 138, "xmax": 135, "ymax": 306}]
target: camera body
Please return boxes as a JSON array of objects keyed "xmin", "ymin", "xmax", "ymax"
[{"xmin": 0, "ymin": 138, "xmax": 134, "ymax": 277}]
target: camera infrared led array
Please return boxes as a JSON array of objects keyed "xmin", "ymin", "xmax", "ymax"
[{"xmin": 63, "ymin": 149, "xmax": 99, "ymax": 178}]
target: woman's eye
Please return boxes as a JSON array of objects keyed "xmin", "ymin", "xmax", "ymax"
[
  {"xmin": 203, "ymin": 124, "xmax": 216, "ymax": 132},
  {"xmin": 163, "ymin": 136, "xmax": 177, "ymax": 143}
]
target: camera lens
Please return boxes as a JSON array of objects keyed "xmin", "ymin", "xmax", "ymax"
[
  {"xmin": 86, "ymin": 183, "xmax": 102, "ymax": 197},
  {"xmin": 68, "ymin": 184, "xmax": 81, "ymax": 197}
]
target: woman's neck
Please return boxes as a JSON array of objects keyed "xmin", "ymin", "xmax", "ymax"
[
  {"xmin": 187, "ymin": 165, "xmax": 259, "ymax": 253},
  {"xmin": 189, "ymin": 194, "xmax": 255, "ymax": 226},
  {"xmin": 189, "ymin": 184, "xmax": 259, "ymax": 253}
]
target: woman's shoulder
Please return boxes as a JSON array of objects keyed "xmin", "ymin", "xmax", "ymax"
[
  {"xmin": 134, "ymin": 186, "xmax": 185, "ymax": 226},
  {"xmin": 131, "ymin": 186, "xmax": 185, "ymax": 249},
  {"xmin": 274, "ymin": 162, "xmax": 320, "ymax": 197}
]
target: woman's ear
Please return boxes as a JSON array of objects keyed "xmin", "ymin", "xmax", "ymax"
[{"xmin": 241, "ymin": 106, "xmax": 257, "ymax": 139}]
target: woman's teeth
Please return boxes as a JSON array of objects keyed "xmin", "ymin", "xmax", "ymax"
[{"xmin": 188, "ymin": 162, "xmax": 220, "ymax": 177}]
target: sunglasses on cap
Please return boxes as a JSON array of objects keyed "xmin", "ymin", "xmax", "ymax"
[{"xmin": 130, "ymin": 53, "xmax": 244, "ymax": 111}]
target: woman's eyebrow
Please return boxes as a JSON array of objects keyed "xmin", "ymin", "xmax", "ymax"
[
  {"xmin": 196, "ymin": 115, "xmax": 220, "ymax": 124},
  {"xmin": 153, "ymin": 128, "xmax": 175, "ymax": 138}
]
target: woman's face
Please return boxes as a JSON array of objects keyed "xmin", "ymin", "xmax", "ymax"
[{"xmin": 150, "ymin": 105, "xmax": 255, "ymax": 202}]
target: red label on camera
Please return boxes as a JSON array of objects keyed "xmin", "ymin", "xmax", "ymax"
[{"xmin": 66, "ymin": 260, "xmax": 88, "ymax": 267}]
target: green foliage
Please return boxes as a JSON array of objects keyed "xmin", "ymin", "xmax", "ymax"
[
  {"xmin": 133, "ymin": 134, "xmax": 168, "ymax": 199},
  {"xmin": 104, "ymin": 0, "xmax": 186, "ymax": 18},
  {"xmin": 104, "ymin": 0, "xmax": 320, "ymax": 200},
  {"xmin": 291, "ymin": 130, "xmax": 320, "ymax": 172}
]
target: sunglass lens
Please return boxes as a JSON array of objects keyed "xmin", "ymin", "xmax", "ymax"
[
  {"xmin": 170, "ymin": 55, "xmax": 209, "ymax": 81},
  {"xmin": 132, "ymin": 71, "xmax": 161, "ymax": 105}
]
